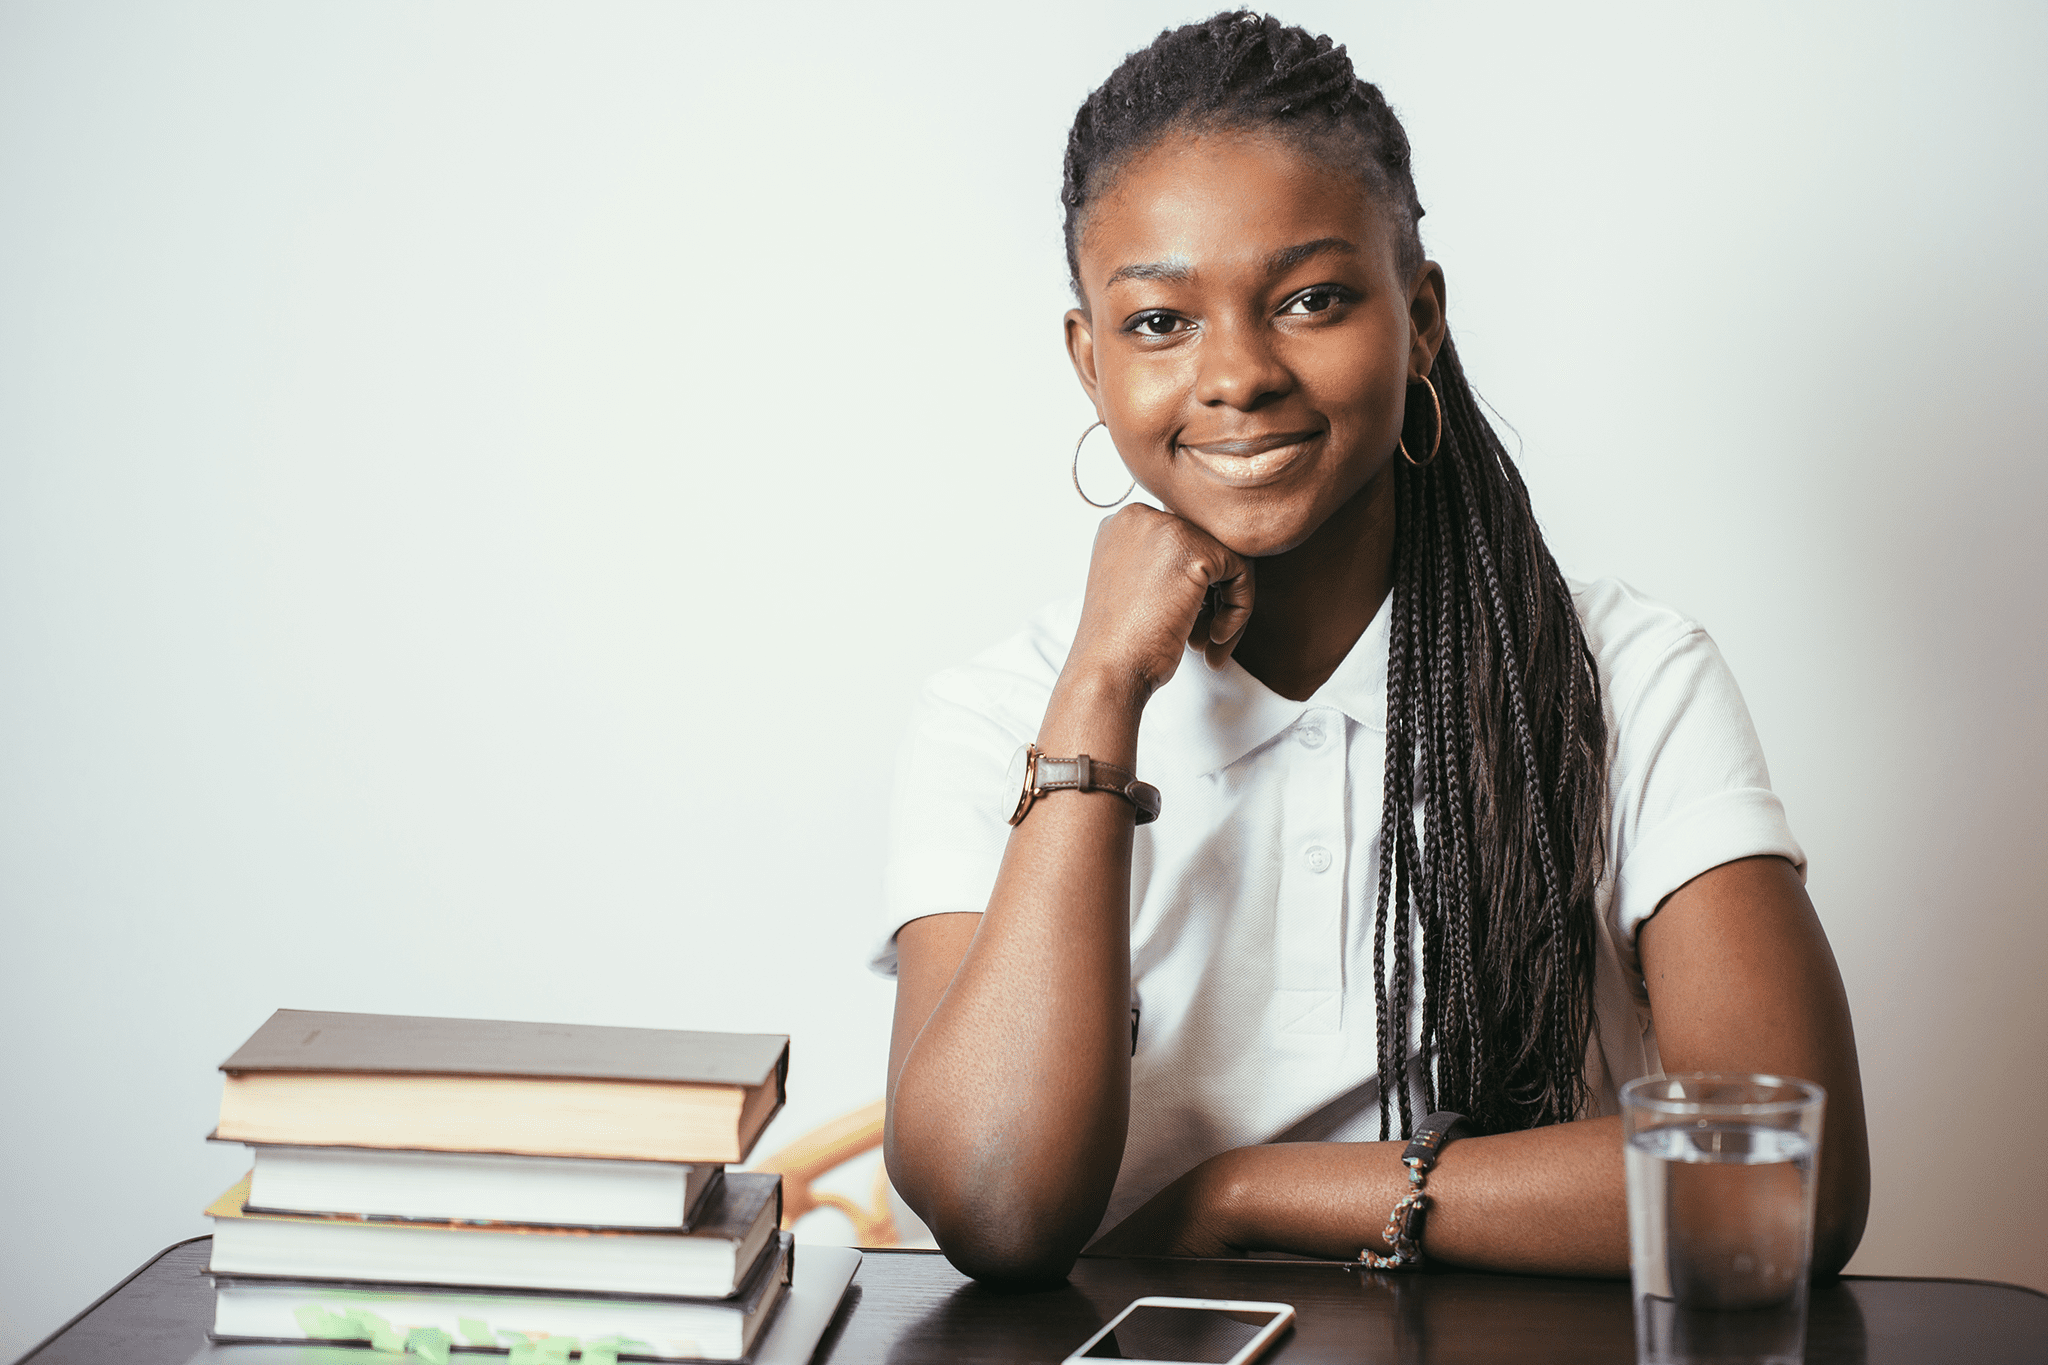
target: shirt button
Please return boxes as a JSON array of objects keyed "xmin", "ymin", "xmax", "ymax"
[
  {"xmin": 1297, "ymin": 721, "xmax": 1326, "ymax": 749},
  {"xmin": 1304, "ymin": 845, "xmax": 1333, "ymax": 874}
]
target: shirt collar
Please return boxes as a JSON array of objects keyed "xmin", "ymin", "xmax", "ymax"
[{"xmin": 1138, "ymin": 595, "xmax": 1391, "ymax": 781}]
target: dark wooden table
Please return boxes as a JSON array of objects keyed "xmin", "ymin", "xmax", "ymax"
[{"xmin": 18, "ymin": 1238, "xmax": 2048, "ymax": 1365}]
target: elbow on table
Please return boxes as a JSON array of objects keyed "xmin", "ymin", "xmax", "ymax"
[
  {"xmin": 1810, "ymin": 1126, "xmax": 1871, "ymax": 1279},
  {"xmin": 934, "ymin": 1226, "xmax": 1084, "ymax": 1287},
  {"xmin": 887, "ymin": 1126, "xmax": 1111, "ymax": 1286},
  {"xmin": 1811, "ymin": 1193, "xmax": 1869, "ymax": 1280},
  {"xmin": 905, "ymin": 1185, "xmax": 1092, "ymax": 1286}
]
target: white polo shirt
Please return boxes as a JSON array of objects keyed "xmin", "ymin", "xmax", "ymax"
[{"xmin": 871, "ymin": 576, "xmax": 1804, "ymax": 1236}]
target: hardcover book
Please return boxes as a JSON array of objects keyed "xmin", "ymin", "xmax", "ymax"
[{"xmin": 215, "ymin": 1010, "xmax": 788, "ymax": 1164}]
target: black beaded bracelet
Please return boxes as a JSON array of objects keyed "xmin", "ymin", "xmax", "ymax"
[{"xmin": 1358, "ymin": 1111, "xmax": 1473, "ymax": 1270}]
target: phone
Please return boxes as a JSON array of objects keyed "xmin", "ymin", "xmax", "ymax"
[{"xmin": 1062, "ymin": 1295, "xmax": 1295, "ymax": 1365}]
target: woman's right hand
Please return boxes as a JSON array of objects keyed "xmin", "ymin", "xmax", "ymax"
[{"xmin": 1065, "ymin": 504, "xmax": 1256, "ymax": 699}]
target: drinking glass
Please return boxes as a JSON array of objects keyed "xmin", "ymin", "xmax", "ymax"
[{"xmin": 1621, "ymin": 1073, "xmax": 1826, "ymax": 1365}]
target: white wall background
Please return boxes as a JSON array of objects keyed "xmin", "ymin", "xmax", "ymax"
[{"xmin": 3, "ymin": 0, "xmax": 2044, "ymax": 1353}]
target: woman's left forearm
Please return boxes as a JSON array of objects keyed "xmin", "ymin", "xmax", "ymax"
[
  {"xmin": 1185, "ymin": 860, "xmax": 1868, "ymax": 1278},
  {"xmin": 1200, "ymin": 1118, "xmax": 1629, "ymax": 1276}
]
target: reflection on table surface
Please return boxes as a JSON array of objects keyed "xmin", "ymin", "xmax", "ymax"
[{"xmin": 852, "ymin": 1251, "xmax": 2039, "ymax": 1365}]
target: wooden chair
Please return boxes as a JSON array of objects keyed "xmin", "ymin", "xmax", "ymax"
[{"xmin": 750, "ymin": 1098, "xmax": 902, "ymax": 1247}]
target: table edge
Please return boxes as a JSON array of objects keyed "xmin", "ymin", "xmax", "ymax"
[
  {"xmin": 13, "ymin": 1235, "xmax": 211, "ymax": 1365},
  {"xmin": 14, "ymin": 1236, "xmax": 2042, "ymax": 1365},
  {"xmin": 1837, "ymin": 1273, "xmax": 2048, "ymax": 1299}
]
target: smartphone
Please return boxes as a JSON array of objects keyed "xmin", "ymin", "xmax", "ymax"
[{"xmin": 1062, "ymin": 1295, "xmax": 1295, "ymax": 1365}]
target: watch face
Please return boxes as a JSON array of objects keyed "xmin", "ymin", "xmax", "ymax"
[{"xmin": 1004, "ymin": 743, "xmax": 1034, "ymax": 825}]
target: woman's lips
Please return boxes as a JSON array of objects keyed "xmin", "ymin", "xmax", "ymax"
[{"xmin": 1177, "ymin": 430, "xmax": 1322, "ymax": 488}]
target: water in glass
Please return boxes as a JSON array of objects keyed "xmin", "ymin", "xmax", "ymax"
[{"xmin": 1627, "ymin": 1122, "xmax": 1817, "ymax": 1364}]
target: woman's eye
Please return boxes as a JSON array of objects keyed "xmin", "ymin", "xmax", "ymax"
[
  {"xmin": 1128, "ymin": 312, "xmax": 1187, "ymax": 337},
  {"xmin": 1282, "ymin": 287, "xmax": 1350, "ymax": 316}
]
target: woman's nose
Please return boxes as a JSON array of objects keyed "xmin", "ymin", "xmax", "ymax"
[{"xmin": 1194, "ymin": 317, "xmax": 1292, "ymax": 410}]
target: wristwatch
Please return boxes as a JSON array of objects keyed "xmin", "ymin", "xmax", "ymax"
[{"xmin": 1005, "ymin": 744, "xmax": 1162, "ymax": 827}]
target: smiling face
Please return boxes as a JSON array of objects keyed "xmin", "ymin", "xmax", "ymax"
[{"xmin": 1065, "ymin": 127, "xmax": 1445, "ymax": 559}]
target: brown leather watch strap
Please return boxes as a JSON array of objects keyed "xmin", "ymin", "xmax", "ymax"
[{"xmin": 1019, "ymin": 751, "xmax": 1162, "ymax": 825}]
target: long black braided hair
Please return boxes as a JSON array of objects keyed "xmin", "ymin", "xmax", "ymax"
[{"xmin": 1062, "ymin": 12, "xmax": 1609, "ymax": 1138}]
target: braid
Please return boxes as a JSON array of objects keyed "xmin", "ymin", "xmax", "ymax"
[
  {"xmin": 1065, "ymin": 13, "xmax": 1608, "ymax": 1137},
  {"xmin": 1385, "ymin": 468, "xmax": 1424, "ymax": 1139},
  {"xmin": 1413, "ymin": 490, "xmax": 1448, "ymax": 1119},
  {"xmin": 1370, "ymin": 499, "xmax": 1414, "ymax": 1138},
  {"xmin": 1425, "ymin": 468, "xmax": 1480, "ymax": 1111}
]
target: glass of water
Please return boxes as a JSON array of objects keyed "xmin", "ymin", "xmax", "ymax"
[{"xmin": 1621, "ymin": 1073, "xmax": 1826, "ymax": 1365}]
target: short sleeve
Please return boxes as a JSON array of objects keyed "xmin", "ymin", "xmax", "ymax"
[
  {"xmin": 867, "ymin": 682, "xmax": 1029, "ymax": 977},
  {"xmin": 1605, "ymin": 622, "xmax": 1805, "ymax": 959}
]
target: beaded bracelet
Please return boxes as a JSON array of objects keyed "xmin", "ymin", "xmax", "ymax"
[{"xmin": 1358, "ymin": 1110, "xmax": 1472, "ymax": 1270}]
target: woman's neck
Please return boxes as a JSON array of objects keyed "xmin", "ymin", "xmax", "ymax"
[{"xmin": 1230, "ymin": 469, "xmax": 1397, "ymax": 702}]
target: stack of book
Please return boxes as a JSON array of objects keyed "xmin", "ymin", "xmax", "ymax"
[{"xmin": 202, "ymin": 1009, "xmax": 830, "ymax": 1362}]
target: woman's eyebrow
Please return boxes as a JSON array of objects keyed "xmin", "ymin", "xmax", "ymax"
[
  {"xmin": 1265, "ymin": 237, "xmax": 1358, "ymax": 274},
  {"xmin": 1104, "ymin": 238, "xmax": 1359, "ymax": 290},
  {"xmin": 1105, "ymin": 257, "xmax": 1193, "ymax": 288}
]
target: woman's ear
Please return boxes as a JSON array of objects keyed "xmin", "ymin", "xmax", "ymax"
[
  {"xmin": 1065, "ymin": 308, "xmax": 1103, "ymax": 406},
  {"xmin": 1407, "ymin": 262, "xmax": 1448, "ymax": 379}
]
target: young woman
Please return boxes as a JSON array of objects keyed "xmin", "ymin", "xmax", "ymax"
[{"xmin": 873, "ymin": 11, "xmax": 1868, "ymax": 1285}]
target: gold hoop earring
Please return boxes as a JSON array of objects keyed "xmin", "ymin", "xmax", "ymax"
[
  {"xmin": 1072, "ymin": 420, "xmax": 1137, "ymax": 508},
  {"xmin": 1398, "ymin": 375, "xmax": 1443, "ymax": 468}
]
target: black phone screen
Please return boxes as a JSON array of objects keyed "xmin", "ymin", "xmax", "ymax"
[{"xmin": 1080, "ymin": 1304, "xmax": 1282, "ymax": 1361}]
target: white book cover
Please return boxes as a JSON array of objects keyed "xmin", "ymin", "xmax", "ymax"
[{"xmin": 243, "ymin": 1144, "xmax": 720, "ymax": 1230}]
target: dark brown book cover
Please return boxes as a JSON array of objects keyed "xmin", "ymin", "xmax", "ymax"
[{"xmin": 221, "ymin": 1010, "xmax": 788, "ymax": 1092}]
